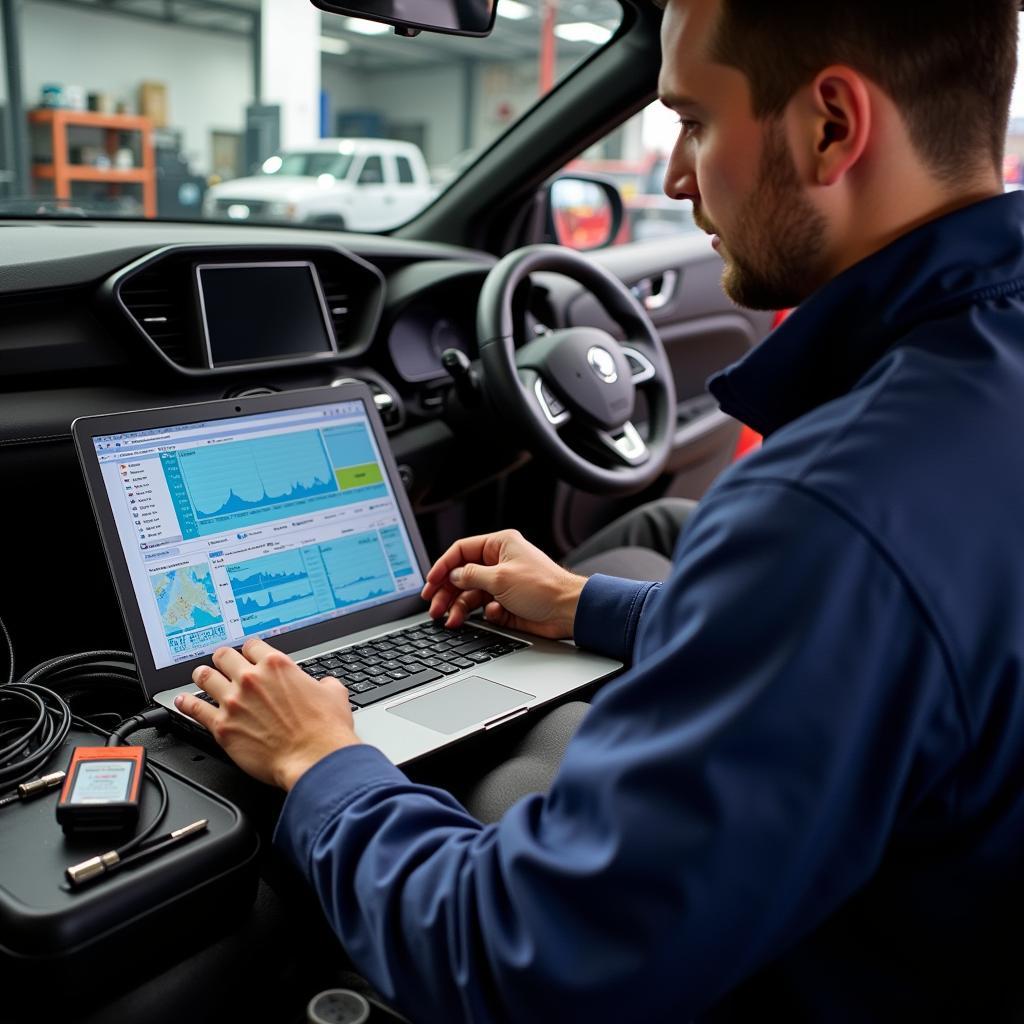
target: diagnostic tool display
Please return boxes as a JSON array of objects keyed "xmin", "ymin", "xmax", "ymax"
[{"xmin": 57, "ymin": 746, "xmax": 146, "ymax": 833}]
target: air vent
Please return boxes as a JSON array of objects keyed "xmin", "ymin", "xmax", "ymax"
[
  {"xmin": 119, "ymin": 265, "xmax": 194, "ymax": 364},
  {"xmin": 314, "ymin": 260, "xmax": 351, "ymax": 349}
]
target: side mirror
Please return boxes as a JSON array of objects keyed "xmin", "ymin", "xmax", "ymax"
[{"xmin": 546, "ymin": 174, "xmax": 624, "ymax": 252}]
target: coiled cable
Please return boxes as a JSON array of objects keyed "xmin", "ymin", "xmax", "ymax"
[{"xmin": 0, "ymin": 613, "xmax": 173, "ymax": 880}]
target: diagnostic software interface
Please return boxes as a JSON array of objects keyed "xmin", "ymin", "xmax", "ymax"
[{"xmin": 93, "ymin": 401, "xmax": 424, "ymax": 669}]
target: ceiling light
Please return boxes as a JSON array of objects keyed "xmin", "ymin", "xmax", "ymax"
[
  {"xmin": 343, "ymin": 17, "xmax": 390, "ymax": 35},
  {"xmin": 497, "ymin": 0, "xmax": 532, "ymax": 20},
  {"xmin": 554, "ymin": 21, "xmax": 613, "ymax": 45},
  {"xmin": 320, "ymin": 35, "xmax": 351, "ymax": 54}
]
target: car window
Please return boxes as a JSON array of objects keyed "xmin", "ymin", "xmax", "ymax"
[
  {"xmin": 357, "ymin": 155, "xmax": 385, "ymax": 185},
  {"xmin": 0, "ymin": 0, "xmax": 621, "ymax": 229},
  {"xmin": 265, "ymin": 152, "xmax": 355, "ymax": 179},
  {"xmin": 395, "ymin": 155, "xmax": 415, "ymax": 185}
]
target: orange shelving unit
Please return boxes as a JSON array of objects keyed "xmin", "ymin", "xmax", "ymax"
[{"xmin": 29, "ymin": 109, "xmax": 156, "ymax": 217}]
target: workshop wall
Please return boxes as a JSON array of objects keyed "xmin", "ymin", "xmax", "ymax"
[
  {"xmin": 321, "ymin": 55, "xmax": 578, "ymax": 172},
  {"xmin": 17, "ymin": 0, "xmax": 251, "ymax": 175}
]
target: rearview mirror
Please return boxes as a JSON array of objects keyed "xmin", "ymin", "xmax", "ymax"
[{"xmin": 310, "ymin": 0, "xmax": 496, "ymax": 37}]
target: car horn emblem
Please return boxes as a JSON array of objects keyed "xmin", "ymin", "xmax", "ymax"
[{"xmin": 587, "ymin": 346, "xmax": 618, "ymax": 384}]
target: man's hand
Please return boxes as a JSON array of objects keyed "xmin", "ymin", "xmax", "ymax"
[
  {"xmin": 420, "ymin": 529, "xmax": 586, "ymax": 638},
  {"xmin": 173, "ymin": 637, "xmax": 360, "ymax": 791}
]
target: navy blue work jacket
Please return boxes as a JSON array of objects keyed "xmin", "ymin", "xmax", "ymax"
[{"xmin": 276, "ymin": 192, "xmax": 1024, "ymax": 1022}]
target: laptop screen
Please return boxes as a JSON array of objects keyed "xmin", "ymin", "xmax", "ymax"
[{"xmin": 91, "ymin": 399, "xmax": 424, "ymax": 669}]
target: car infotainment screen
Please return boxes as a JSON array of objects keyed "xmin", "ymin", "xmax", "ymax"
[{"xmin": 196, "ymin": 261, "xmax": 337, "ymax": 367}]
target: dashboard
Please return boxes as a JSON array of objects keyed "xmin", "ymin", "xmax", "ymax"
[
  {"xmin": 0, "ymin": 219, "xmax": 581, "ymax": 514},
  {"xmin": 0, "ymin": 221, "xmax": 563, "ymax": 432}
]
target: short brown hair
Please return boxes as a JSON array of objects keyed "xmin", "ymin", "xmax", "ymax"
[{"xmin": 708, "ymin": 0, "xmax": 1019, "ymax": 184}]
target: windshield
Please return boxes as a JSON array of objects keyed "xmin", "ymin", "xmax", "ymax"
[
  {"xmin": 0, "ymin": 0, "xmax": 621, "ymax": 229},
  {"xmin": 4, "ymin": 7, "xmax": 1022, "ymax": 232}
]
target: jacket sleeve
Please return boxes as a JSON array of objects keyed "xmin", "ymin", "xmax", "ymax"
[
  {"xmin": 572, "ymin": 574, "xmax": 662, "ymax": 661},
  {"xmin": 273, "ymin": 480, "xmax": 967, "ymax": 1023}
]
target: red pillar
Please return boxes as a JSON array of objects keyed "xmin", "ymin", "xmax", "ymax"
[{"xmin": 540, "ymin": 0, "xmax": 558, "ymax": 95}]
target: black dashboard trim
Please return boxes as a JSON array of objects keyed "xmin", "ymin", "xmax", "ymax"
[{"xmin": 99, "ymin": 242, "xmax": 386, "ymax": 379}]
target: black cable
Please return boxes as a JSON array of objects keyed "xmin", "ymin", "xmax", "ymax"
[
  {"xmin": 0, "ymin": 683, "xmax": 71, "ymax": 790},
  {"xmin": 17, "ymin": 649, "xmax": 135, "ymax": 688},
  {"xmin": 0, "ymin": 611, "xmax": 13, "ymax": 686},
  {"xmin": 107, "ymin": 704, "xmax": 175, "ymax": 747},
  {"xmin": 0, "ymin": 613, "xmax": 174, "ymax": 876}
]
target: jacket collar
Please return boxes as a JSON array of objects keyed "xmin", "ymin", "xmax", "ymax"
[{"xmin": 708, "ymin": 191, "xmax": 1024, "ymax": 437}]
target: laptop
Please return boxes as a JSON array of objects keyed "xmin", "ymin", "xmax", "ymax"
[{"xmin": 72, "ymin": 383, "xmax": 622, "ymax": 765}]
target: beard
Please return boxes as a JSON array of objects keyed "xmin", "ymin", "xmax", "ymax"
[{"xmin": 694, "ymin": 120, "xmax": 828, "ymax": 311}]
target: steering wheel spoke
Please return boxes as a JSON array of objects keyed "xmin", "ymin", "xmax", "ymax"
[
  {"xmin": 620, "ymin": 344, "xmax": 657, "ymax": 385},
  {"xmin": 533, "ymin": 375, "xmax": 571, "ymax": 427},
  {"xmin": 594, "ymin": 421, "xmax": 649, "ymax": 467},
  {"xmin": 515, "ymin": 367, "xmax": 572, "ymax": 427}
]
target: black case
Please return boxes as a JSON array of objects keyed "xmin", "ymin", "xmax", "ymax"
[{"xmin": 0, "ymin": 728, "xmax": 260, "ymax": 1011}]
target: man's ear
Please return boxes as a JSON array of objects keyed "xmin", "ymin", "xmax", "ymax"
[{"xmin": 801, "ymin": 66, "xmax": 871, "ymax": 187}]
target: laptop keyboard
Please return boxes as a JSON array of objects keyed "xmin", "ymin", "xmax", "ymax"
[
  {"xmin": 191, "ymin": 621, "xmax": 527, "ymax": 714},
  {"xmin": 298, "ymin": 620, "xmax": 528, "ymax": 710}
]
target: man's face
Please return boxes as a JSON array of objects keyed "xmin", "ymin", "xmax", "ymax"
[{"xmin": 659, "ymin": 0, "xmax": 827, "ymax": 310}]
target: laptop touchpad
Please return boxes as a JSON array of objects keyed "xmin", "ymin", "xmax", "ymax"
[{"xmin": 387, "ymin": 676, "xmax": 533, "ymax": 734}]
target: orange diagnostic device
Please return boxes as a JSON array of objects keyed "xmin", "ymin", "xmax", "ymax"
[{"xmin": 56, "ymin": 746, "xmax": 146, "ymax": 834}]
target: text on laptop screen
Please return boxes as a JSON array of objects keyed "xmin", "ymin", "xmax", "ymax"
[{"xmin": 92, "ymin": 401, "xmax": 424, "ymax": 669}]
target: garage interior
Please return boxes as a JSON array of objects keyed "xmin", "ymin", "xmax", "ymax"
[{"xmin": 0, "ymin": 0, "xmax": 633, "ymax": 218}]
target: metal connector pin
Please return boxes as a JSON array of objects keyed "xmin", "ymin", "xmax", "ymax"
[
  {"xmin": 66, "ymin": 850, "xmax": 120, "ymax": 886},
  {"xmin": 17, "ymin": 771, "xmax": 66, "ymax": 799},
  {"xmin": 169, "ymin": 819, "xmax": 208, "ymax": 840}
]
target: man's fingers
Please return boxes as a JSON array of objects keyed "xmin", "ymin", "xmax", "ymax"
[
  {"xmin": 428, "ymin": 582, "xmax": 491, "ymax": 620},
  {"xmin": 427, "ymin": 581, "xmax": 462, "ymax": 620},
  {"xmin": 320, "ymin": 675, "xmax": 349, "ymax": 694},
  {"xmin": 445, "ymin": 589, "xmax": 489, "ymax": 627},
  {"xmin": 174, "ymin": 691, "xmax": 219, "ymax": 730},
  {"xmin": 212, "ymin": 645, "xmax": 250, "ymax": 680},
  {"xmin": 422, "ymin": 534, "xmax": 493, "ymax": 591},
  {"xmin": 448, "ymin": 562, "xmax": 498, "ymax": 593},
  {"xmin": 483, "ymin": 601, "xmax": 517, "ymax": 628},
  {"xmin": 240, "ymin": 636, "xmax": 278, "ymax": 664},
  {"xmin": 193, "ymin": 662, "xmax": 232, "ymax": 700}
]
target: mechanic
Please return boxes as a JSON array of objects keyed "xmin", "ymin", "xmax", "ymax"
[{"xmin": 175, "ymin": 0, "xmax": 1024, "ymax": 1019}]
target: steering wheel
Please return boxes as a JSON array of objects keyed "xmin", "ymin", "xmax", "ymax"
[{"xmin": 477, "ymin": 245, "xmax": 677, "ymax": 493}]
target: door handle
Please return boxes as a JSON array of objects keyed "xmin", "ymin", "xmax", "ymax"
[{"xmin": 636, "ymin": 269, "xmax": 679, "ymax": 311}]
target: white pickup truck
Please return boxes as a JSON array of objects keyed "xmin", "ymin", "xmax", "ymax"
[{"xmin": 203, "ymin": 138, "xmax": 437, "ymax": 232}]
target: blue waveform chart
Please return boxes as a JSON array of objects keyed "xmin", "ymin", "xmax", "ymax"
[
  {"xmin": 227, "ymin": 549, "xmax": 323, "ymax": 634},
  {"xmin": 178, "ymin": 431, "xmax": 338, "ymax": 523},
  {"xmin": 319, "ymin": 532, "xmax": 396, "ymax": 608}
]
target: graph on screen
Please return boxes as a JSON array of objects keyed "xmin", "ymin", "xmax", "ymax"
[
  {"xmin": 179, "ymin": 430, "xmax": 337, "ymax": 522},
  {"xmin": 225, "ymin": 531, "xmax": 398, "ymax": 635},
  {"xmin": 318, "ymin": 533, "xmax": 396, "ymax": 608},
  {"xmin": 226, "ymin": 549, "xmax": 325, "ymax": 634}
]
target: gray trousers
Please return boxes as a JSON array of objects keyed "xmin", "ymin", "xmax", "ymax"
[
  {"xmin": 461, "ymin": 498, "xmax": 697, "ymax": 821},
  {"xmin": 564, "ymin": 497, "xmax": 696, "ymax": 581}
]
